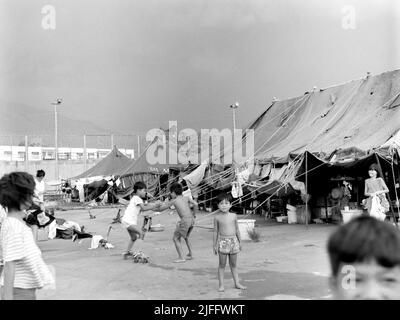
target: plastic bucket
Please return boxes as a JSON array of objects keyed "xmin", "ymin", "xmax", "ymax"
[
  {"xmin": 237, "ymin": 219, "xmax": 256, "ymax": 241},
  {"xmin": 287, "ymin": 210, "xmax": 297, "ymax": 224},
  {"xmin": 341, "ymin": 210, "xmax": 363, "ymax": 224}
]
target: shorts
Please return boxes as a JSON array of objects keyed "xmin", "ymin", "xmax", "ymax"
[
  {"xmin": 218, "ymin": 236, "xmax": 240, "ymax": 255},
  {"xmin": 174, "ymin": 217, "xmax": 194, "ymax": 238},
  {"xmin": 122, "ymin": 223, "xmax": 141, "ymax": 241},
  {"xmin": 122, "ymin": 220, "xmax": 138, "ymax": 229}
]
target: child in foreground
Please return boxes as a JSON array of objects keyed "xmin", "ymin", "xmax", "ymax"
[
  {"xmin": 327, "ymin": 216, "xmax": 400, "ymax": 299},
  {"xmin": 121, "ymin": 181, "xmax": 160, "ymax": 259},
  {"xmin": 213, "ymin": 193, "xmax": 246, "ymax": 292},
  {"xmin": 157, "ymin": 182, "xmax": 197, "ymax": 262},
  {"xmin": 0, "ymin": 172, "xmax": 54, "ymax": 300}
]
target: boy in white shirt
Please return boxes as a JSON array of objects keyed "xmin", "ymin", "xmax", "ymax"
[{"xmin": 121, "ymin": 181, "xmax": 160, "ymax": 259}]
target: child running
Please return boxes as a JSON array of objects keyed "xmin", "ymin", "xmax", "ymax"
[
  {"xmin": 121, "ymin": 181, "xmax": 159, "ymax": 259},
  {"xmin": 0, "ymin": 172, "xmax": 54, "ymax": 300},
  {"xmin": 157, "ymin": 182, "xmax": 197, "ymax": 263},
  {"xmin": 213, "ymin": 193, "xmax": 246, "ymax": 292}
]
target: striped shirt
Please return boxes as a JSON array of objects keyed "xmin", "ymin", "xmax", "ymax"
[
  {"xmin": 0, "ymin": 205, "xmax": 6, "ymax": 225},
  {"xmin": 0, "ymin": 216, "xmax": 54, "ymax": 289}
]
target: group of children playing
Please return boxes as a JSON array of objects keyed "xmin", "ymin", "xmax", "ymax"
[
  {"xmin": 121, "ymin": 180, "xmax": 246, "ymax": 291},
  {"xmin": 1, "ymin": 170, "xmax": 400, "ymax": 299}
]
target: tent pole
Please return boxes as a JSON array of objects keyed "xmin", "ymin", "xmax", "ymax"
[
  {"xmin": 375, "ymin": 153, "xmax": 397, "ymax": 225},
  {"xmin": 391, "ymin": 150, "xmax": 400, "ymax": 225},
  {"xmin": 305, "ymin": 151, "xmax": 308, "ymax": 227}
]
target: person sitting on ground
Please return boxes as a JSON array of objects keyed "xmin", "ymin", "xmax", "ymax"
[
  {"xmin": 121, "ymin": 181, "xmax": 160, "ymax": 259},
  {"xmin": 327, "ymin": 215, "xmax": 400, "ymax": 300},
  {"xmin": 54, "ymin": 218, "xmax": 93, "ymax": 241},
  {"xmin": 157, "ymin": 182, "xmax": 197, "ymax": 263},
  {"xmin": 0, "ymin": 172, "xmax": 54, "ymax": 300},
  {"xmin": 213, "ymin": 193, "xmax": 246, "ymax": 292}
]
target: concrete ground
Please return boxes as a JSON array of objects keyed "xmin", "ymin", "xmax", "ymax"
[{"xmin": 33, "ymin": 208, "xmax": 337, "ymax": 300}]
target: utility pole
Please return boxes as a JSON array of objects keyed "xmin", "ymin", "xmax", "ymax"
[
  {"xmin": 24, "ymin": 135, "xmax": 28, "ymax": 171},
  {"xmin": 83, "ymin": 134, "xmax": 87, "ymax": 172},
  {"xmin": 137, "ymin": 135, "xmax": 141, "ymax": 157},
  {"xmin": 51, "ymin": 99, "xmax": 62, "ymax": 180},
  {"xmin": 230, "ymin": 102, "xmax": 239, "ymax": 165},
  {"xmin": 230, "ymin": 102, "xmax": 239, "ymax": 131}
]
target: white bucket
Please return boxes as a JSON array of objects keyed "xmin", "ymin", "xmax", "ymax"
[
  {"xmin": 341, "ymin": 209, "xmax": 363, "ymax": 224},
  {"xmin": 287, "ymin": 210, "xmax": 297, "ymax": 224},
  {"xmin": 237, "ymin": 219, "xmax": 256, "ymax": 241}
]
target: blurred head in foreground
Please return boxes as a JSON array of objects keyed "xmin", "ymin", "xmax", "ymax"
[{"xmin": 327, "ymin": 216, "xmax": 400, "ymax": 300}]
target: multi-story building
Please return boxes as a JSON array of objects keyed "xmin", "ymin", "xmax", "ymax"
[{"xmin": 0, "ymin": 146, "xmax": 134, "ymax": 161}]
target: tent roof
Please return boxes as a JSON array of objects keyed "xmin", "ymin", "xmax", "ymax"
[
  {"xmin": 295, "ymin": 150, "xmax": 391, "ymax": 183},
  {"xmin": 120, "ymin": 138, "xmax": 186, "ymax": 176},
  {"xmin": 72, "ymin": 146, "xmax": 133, "ymax": 179},
  {"xmin": 249, "ymin": 69, "xmax": 400, "ymax": 162}
]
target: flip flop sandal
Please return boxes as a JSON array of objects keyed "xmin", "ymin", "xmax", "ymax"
[{"xmin": 173, "ymin": 259, "xmax": 186, "ymax": 263}]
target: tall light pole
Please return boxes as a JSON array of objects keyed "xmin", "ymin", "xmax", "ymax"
[
  {"xmin": 230, "ymin": 102, "xmax": 239, "ymax": 166},
  {"xmin": 230, "ymin": 102, "xmax": 239, "ymax": 131},
  {"xmin": 51, "ymin": 98, "xmax": 62, "ymax": 180}
]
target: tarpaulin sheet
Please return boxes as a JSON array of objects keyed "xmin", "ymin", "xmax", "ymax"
[{"xmin": 247, "ymin": 70, "xmax": 400, "ymax": 162}]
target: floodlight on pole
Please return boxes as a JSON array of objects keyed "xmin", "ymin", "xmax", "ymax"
[
  {"xmin": 229, "ymin": 102, "xmax": 239, "ymax": 132},
  {"xmin": 51, "ymin": 98, "xmax": 62, "ymax": 180}
]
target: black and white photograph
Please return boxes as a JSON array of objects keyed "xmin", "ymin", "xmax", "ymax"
[{"xmin": 0, "ymin": 0, "xmax": 400, "ymax": 305}]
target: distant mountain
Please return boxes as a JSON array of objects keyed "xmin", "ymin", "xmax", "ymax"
[
  {"xmin": 0, "ymin": 100, "xmax": 119, "ymax": 147},
  {"xmin": 0, "ymin": 100, "xmax": 110, "ymax": 135}
]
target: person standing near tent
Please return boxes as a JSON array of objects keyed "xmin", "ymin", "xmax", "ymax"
[
  {"xmin": 364, "ymin": 163, "xmax": 389, "ymax": 220},
  {"xmin": 121, "ymin": 181, "xmax": 160, "ymax": 259},
  {"xmin": 213, "ymin": 193, "xmax": 246, "ymax": 292},
  {"xmin": 33, "ymin": 170, "xmax": 46, "ymax": 212}
]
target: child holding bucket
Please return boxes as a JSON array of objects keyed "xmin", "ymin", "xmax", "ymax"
[{"xmin": 213, "ymin": 193, "xmax": 246, "ymax": 292}]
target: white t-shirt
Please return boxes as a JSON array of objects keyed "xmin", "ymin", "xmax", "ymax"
[
  {"xmin": 0, "ymin": 216, "xmax": 54, "ymax": 289},
  {"xmin": 34, "ymin": 179, "xmax": 46, "ymax": 203},
  {"xmin": 121, "ymin": 195, "xmax": 143, "ymax": 227}
]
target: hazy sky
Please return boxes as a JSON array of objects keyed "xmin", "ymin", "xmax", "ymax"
[{"xmin": 1, "ymin": 0, "xmax": 399, "ymax": 135}]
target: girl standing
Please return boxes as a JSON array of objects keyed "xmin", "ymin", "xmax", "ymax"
[
  {"xmin": 364, "ymin": 164, "xmax": 389, "ymax": 220},
  {"xmin": 0, "ymin": 172, "xmax": 54, "ymax": 300}
]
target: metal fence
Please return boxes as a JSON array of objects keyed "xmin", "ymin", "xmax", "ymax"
[{"xmin": 0, "ymin": 134, "xmax": 148, "ymax": 152}]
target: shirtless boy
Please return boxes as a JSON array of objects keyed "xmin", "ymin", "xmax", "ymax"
[
  {"xmin": 213, "ymin": 193, "xmax": 246, "ymax": 292},
  {"xmin": 157, "ymin": 182, "xmax": 197, "ymax": 262}
]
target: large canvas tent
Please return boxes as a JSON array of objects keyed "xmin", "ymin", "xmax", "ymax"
[
  {"xmin": 247, "ymin": 69, "xmax": 400, "ymax": 163},
  {"xmin": 114, "ymin": 138, "xmax": 188, "ymax": 198},
  {"xmin": 192, "ymin": 70, "xmax": 400, "ymax": 220},
  {"xmin": 73, "ymin": 145, "xmax": 133, "ymax": 179},
  {"xmin": 235, "ymin": 70, "xmax": 400, "ymax": 221}
]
